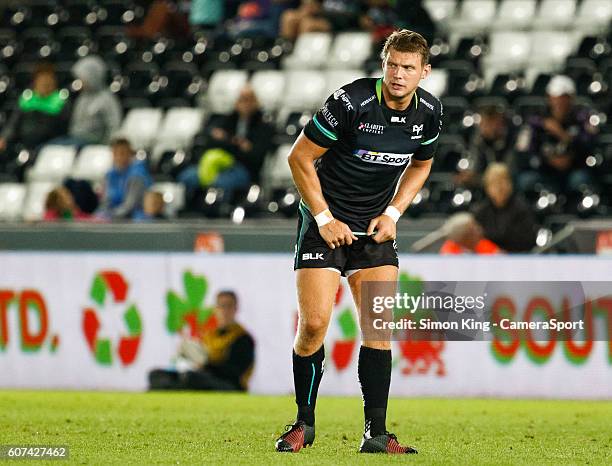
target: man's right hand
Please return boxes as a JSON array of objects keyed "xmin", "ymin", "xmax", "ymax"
[{"xmin": 319, "ymin": 219, "xmax": 357, "ymax": 249}]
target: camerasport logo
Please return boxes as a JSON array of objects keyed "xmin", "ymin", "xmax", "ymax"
[
  {"xmin": 82, "ymin": 271, "xmax": 142, "ymax": 366},
  {"xmin": 166, "ymin": 270, "xmax": 217, "ymax": 338}
]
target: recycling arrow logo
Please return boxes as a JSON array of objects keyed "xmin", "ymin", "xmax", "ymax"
[{"xmin": 82, "ymin": 271, "xmax": 142, "ymax": 366}]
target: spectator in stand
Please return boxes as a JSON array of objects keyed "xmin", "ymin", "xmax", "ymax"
[
  {"xmin": 178, "ymin": 85, "xmax": 275, "ymax": 202},
  {"xmin": 97, "ymin": 137, "xmax": 152, "ymax": 220},
  {"xmin": 149, "ymin": 290, "xmax": 255, "ymax": 391},
  {"xmin": 127, "ymin": 0, "xmax": 190, "ymax": 40},
  {"xmin": 226, "ymin": 0, "xmax": 277, "ymax": 39},
  {"xmin": 43, "ymin": 186, "xmax": 90, "ymax": 221},
  {"xmin": 135, "ymin": 190, "xmax": 168, "ymax": 221},
  {"xmin": 456, "ymin": 103, "xmax": 517, "ymax": 188},
  {"xmin": 280, "ymin": 0, "xmax": 327, "ymax": 41},
  {"xmin": 394, "ymin": 0, "xmax": 436, "ymax": 45},
  {"xmin": 54, "ymin": 56, "xmax": 122, "ymax": 148},
  {"xmin": 439, "ymin": 212, "xmax": 502, "ymax": 255},
  {"xmin": 189, "ymin": 0, "xmax": 225, "ymax": 28},
  {"xmin": 359, "ymin": 0, "xmax": 400, "ymax": 45},
  {"xmin": 0, "ymin": 63, "xmax": 70, "ymax": 178},
  {"xmin": 472, "ymin": 163, "xmax": 537, "ymax": 253},
  {"xmin": 516, "ymin": 75, "xmax": 598, "ymax": 195}
]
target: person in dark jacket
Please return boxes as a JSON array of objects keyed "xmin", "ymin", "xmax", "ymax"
[
  {"xmin": 472, "ymin": 162, "xmax": 538, "ymax": 253},
  {"xmin": 178, "ymin": 84, "xmax": 275, "ymax": 201},
  {"xmin": 0, "ymin": 63, "xmax": 70, "ymax": 176},
  {"xmin": 149, "ymin": 290, "xmax": 255, "ymax": 391}
]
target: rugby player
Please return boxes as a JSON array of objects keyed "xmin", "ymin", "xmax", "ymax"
[{"xmin": 275, "ymin": 29, "xmax": 443, "ymax": 454}]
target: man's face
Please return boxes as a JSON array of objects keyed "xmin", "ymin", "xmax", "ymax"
[
  {"xmin": 235, "ymin": 88, "xmax": 258, "ymax": 117},
  {"xmin": 214, "ymin": 294, "xmax": 237, "ymax": 326},
  {"xmin": 112, "ymin": 144, "xmax": 133, "ymax": 171},
  {"xmin": 485, "ymin": 173, "xmax": 512, "ymax": 208},
  {"xmin": 33, "ymin": 72, "xmax": 57, "ymax": 97},
  {"xmin": 548, "ymin": 94, "xmax": 572, "ymax": 119},
  {"xmin": 382, "ymin": 48, "xmax": 430, "ymax": 100},
  {"xmin": 479, "ymin": 113, "xmax": 505, "ymax": 140}
]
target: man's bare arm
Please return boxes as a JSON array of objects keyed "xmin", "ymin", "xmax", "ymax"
[
  {"xmin": 287, "ymin": 132, "xmax": 357, "ymax": 248},
  {"xmin": 389, "ymin": 158, "xmax": 433, "ymax": 213}
]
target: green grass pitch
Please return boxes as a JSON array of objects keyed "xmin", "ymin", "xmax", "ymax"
[{"xmin": 1, "ymin": 391, "xmax": 611, "ymax": 465}]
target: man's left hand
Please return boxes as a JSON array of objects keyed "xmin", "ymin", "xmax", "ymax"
[{"xmin": 367, "ymin": 215, "xmax": 396, "ymax": 243}]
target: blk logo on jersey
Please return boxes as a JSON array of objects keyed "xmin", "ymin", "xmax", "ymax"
[
  {"xmin": 391, "ymin": 116, "xmax": 406, "ymax": 124},
  {"xmin": 358, "ymin": 122, "xmax": 385, "ymax": 135},
  {"xmin": 353, "ymin": 149, "xmax": 412, "ymax": 166},
  {"xmin": 302, "ymin": 253, "xmax": 324, "ymax": 260}
]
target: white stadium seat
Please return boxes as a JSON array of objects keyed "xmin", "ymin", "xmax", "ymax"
[
  {"xmin": 71, "ymin": 145, "xmax": 112, "ymax": 182},
  {"xmin": 205, "ymin": 69, "xmax": 248, "ymax": 114},
  {"xmin": 323, "ymin": 70, "xmax": 364, "ymax": 100},
  {"xmin": 448, "ymin": 0, "xmax": 497, "ymax": 35},
  {"xmin": 327, "ymin": 32, "xmax": 372, "ymax": 70},
  {"xmin": 266, "ymin": 144, "xmax": 294, "ymax": 188},
  {"xmin": 493, "ymin": 0, "xmax": 536, "ymax": 30},
  {"xmin": 156, "ymin": 107, "xmax": 204, "ymax": 148},
  {"xmin": 0, "ymin": 183, "xmax": 27, "ymax": 221},
  {"xmin": 419, "ymin": 69, "xmax": 448, "ymax": 98},
  {"xmin": 574, "ymin": 0, "xmax": 612, "ymax": 33},
  {"xmin": 120, "ymin": 108, "xmax": 163, "ymax": 150},
  {"xmin": 23, "ymin": 181, "xmax": 57, "ymax": 221},
  {"xmin": 482, "ymin": 32, "xmax": 531, "ymax": 74},
  {"xmin": 528, "ymin": 31, "xmax": 576, "ymax": 73},
  {"xmin": 27, "ymin": 145, "xmax": 77, "ymax": 183},
  {"xmin": 250, "ymin": 70, "xmax": 286, "ymax": 112},
  {"xmin": 151, "ymin": 182, "xmax": 185, "ymax": 217},
  {"xmin": 532, "ymin": 0, "xmax": 576, "ymax": 29},
  {"xmin": 423, "ymin": 0, "xmax": 458, "ymax": 32},
  {"xmin": 281, "ymin": 71, "xmax": 326, "ymax": 111},
  {"xmin": 283, "ymin": 32, "xmax": 332, "ymax": 69}
]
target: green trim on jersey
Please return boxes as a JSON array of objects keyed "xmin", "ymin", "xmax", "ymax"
[
  {"xmin": 312, "ymin": 115, "xmax": 337, "ymax": 141},
  {"xmin": 421, "ymin": 132, "xmax": 440, "ymax": 145},
  {"xmin": 376, "ymin": 78, "xmax": 418, "ymax": 109}
]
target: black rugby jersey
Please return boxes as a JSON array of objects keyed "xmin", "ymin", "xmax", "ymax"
[{"xmin": 302, "ymin": 77, "xmax": 443, "ymax": 232}]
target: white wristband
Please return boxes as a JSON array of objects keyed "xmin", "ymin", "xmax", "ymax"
[
  {"xmin": 314, "ymin": 209, "xmax": 334, "ymax": 227},
  {"xmin": 383, "ymin": 206, "xmax": 401, "ymax": 223}
]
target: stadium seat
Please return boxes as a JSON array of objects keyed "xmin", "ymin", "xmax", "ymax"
[
  {"xmin": 71, "ymin": 145, "xmax": 113, "ymax": 183},
  {"xmin": 532, "ymin": 0, "xmax": 576, "ymax": 29},
  {"xmin": 492, "ymin": 0, "xmax": 536, "ymax": 30},
  {"xmin": 156, "ymin": 107, "xmax": 205, "ymax": 148},
  {"xmin": 423, "ymin": 0, "xmax": 457, "ymax": 32},
  {"xmin": 0, "ymin": 183, "xmax": 27, "ymax": 221},
  {"xmin": 250, "ymin": 70, "xmax": 286, "ymax": 112},
  {"xmin": 527, "ymin": 31, "xmax": 576, "ymax": 73},
  {"xmin": 151, "ymin": 182, "xmax": 185, "ymax": 217},
  {"xmin": 326, "ymin": 32, "xmax": 372, "ymax": 70},
  {"xmin": 574, "ymin": 0, "xmax": 612, "ymax": 33},
  {"xmin": 57, "ymin": 27, "xmax": 94, "ymax": 61},
  {"xmin": 27, "ymin": 0, "xmax": 63, "ymax": 29},
  {"xmin": 323, "ymin": 70, "xmax": 364, "ymax": 100},
  {"xmin": 0, "ymin": 28, "xmax": 19, "ymax": 67},
  {"xmin": 64, "ymin": 0, "xmax": 98, "ymax": 27},
  {"xmin": 161, "ymin": 62, "xmax": 202, "ymax": 101},
  {"xmin": 482, "ymin": 32, "xmax": 531, "ymax": 74},
  {"xmin": 122, "ymin": 62, "xmax": 160, "ymax": 100},
  {"xmin": 282, "ymin": 32, "xmax": 332, "ymax": 69},
  {"xmin": 448, "ymin": 0, "xmax": 497, "ymax": 36},
  {"xmin": 264, "ymin": 144, "xmax": 293, "ymax": 189},
  {"xmin": 120, "ymin": 108, "xmax": 163, "ymax": 149},
  {"xmin": 22, "ymin": 181, "xmax": 57, "ymax": 221},
  {"xmin": 419, "ymin": 69, "xmax": 448, "ymax": 97},
  {"xmin": 95, "ymin": 26, "xmax": 133, "ymax": 64},
  {"xmin": 205, "ymin": 69, "xmax": 248, "ymax": 114},
  {"xmin": 20, "ymin": 27, "xmax": 58, "ymax": 60},
  {"xmin": 281, "ymin": 71, "xmax": 326, "ymax": 112},
  {"xmin": 26, "ymin": 145, "xmax": 77, "ymax": 183}
]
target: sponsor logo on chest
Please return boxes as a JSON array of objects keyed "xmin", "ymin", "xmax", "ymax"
[
  {"xmin": 353, "ymin": 149, "xmax": 413, "ymax": 166},
  {"xmin": 358, "ymin": 121, "xmax": 385, "ymax": 135}
]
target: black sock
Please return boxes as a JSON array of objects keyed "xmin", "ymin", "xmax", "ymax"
[
  {"xmin": 293, "ymin": 345, "xmax": 325, "ymax": 426},
  {"xmin": 358, "ymin": 346, "xmax": 391, "ymax": 436}
]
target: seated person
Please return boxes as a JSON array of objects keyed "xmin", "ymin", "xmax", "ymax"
[
  {"xmin": 134, "ymin": 190, "xmax": 168, "ymax": 221},
  {"xmin": 471, "ymin": 163, "xmax": 537, "ymax": 253},
  {"xmin": 179, "ymin": 85, "xmax": 275, "ymax": 202},
  {"xmin": 43, "ymin": 186, "xmax": 90, "ymax": 221},
  {"xmin": 516, "ymin": 75, "xmax": 598, "ymax": 194},
  {"xmin": 149, "ymin": 290, "xmax": 255, "ymax": 391},
  {"xmin": 0, "ymin": 62, "xmax": 70, "ymax": 178},
  {"xmin": 97, "ymin": 137, "xmax": 152, "ymax": 220},
  {"xmin": 439, "ymin": 212, "xmax": 502, "ymax": 255}
]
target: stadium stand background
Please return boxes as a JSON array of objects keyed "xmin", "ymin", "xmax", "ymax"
[{"xmin": 0, "ymin": 0, "xmax": 611, "ymax": 253}]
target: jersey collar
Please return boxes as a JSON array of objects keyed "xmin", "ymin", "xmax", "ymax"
[{"xmin": 376, "ymin": 78, "xmax": 419, "ymax": 112}]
